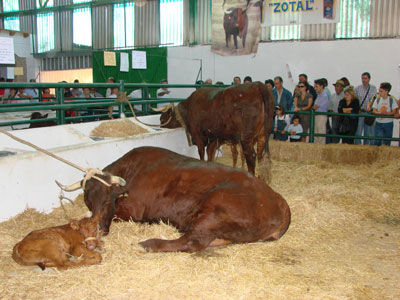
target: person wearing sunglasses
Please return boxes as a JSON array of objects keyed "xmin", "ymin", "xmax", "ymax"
[{"xmin": 293, "ymin": 82, "xmax": 313, "ymax": 142}]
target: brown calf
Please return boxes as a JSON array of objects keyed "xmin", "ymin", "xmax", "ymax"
[{"xmin": 12, "ymin": 215, "xmax": 103, "ymax": 270}]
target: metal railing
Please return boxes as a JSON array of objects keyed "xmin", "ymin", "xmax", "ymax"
[
  {"xmin": 1, "ymin": 82, "xmax": 399, "ymax": 145},
  {"xmin": 288, "ymin": 110, "xmax": 400, "ymax": 145},
  {"xmin": 0, "ymin": 81, "xmax": 210, "ymax": 128}
]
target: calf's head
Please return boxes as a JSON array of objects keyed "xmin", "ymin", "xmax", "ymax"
[{"xmin": 70, "ymin": 213, "xmax": 102, "ymax": 250}]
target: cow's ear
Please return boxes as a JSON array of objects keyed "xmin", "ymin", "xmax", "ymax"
[{"xmin": 70, "ymin": 220, "xmax": 79, "ymax": 230}]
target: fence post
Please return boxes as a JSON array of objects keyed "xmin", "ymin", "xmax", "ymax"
[
  {"xmin": 56, "ymin": 87, "xmax": 65, "ymax": 125},
  {"xmin": 143, "ymin": 86, "xmax": 150, "ymax": 114},
  {"xmin": 119, "ymin": 80, "xmax": 125, "ymax": 118},
  {"xmin": 309, "ymin": 110, "xmax": 315, "ymax": 143}
]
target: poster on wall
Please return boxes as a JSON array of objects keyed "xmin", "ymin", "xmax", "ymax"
[
  {"xmin": 104, "ymin": 51, "xmax": 116, "ymax": 66},
  {"xmin": 6, "ymin": 67, "xmax": 14, "ymax": 79},
  {"xmin": 263, "ymin": 0, "xmax": 340, "ymax": 26},
  {"xmin": 0, "ymin": 37, "xmax": 15, "ymax": 64},
  {"xmin": 132, "ymin": 51, "xmax": 147, "ymax": 69},
  {"xmin": 211, "ymin": 0, "xmax": 262, "ymax": 56},
  {"xmin": 120, "ymin": 52, "xmax": 129, "ymax": 72}
]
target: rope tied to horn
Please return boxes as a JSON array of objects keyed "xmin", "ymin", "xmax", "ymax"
[
  {"xmin": 0, "ymin": 128, "xmax": 112, "ymax": 188},
  {"xmin": 115, "ymin": 91, "xmax": 173, "ymax": 127}
]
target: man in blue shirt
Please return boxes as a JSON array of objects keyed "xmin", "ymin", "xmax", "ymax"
[
  {"xmin": 272, "ymin": 76, "xmax": 293, "ymax": 112},
  {"xmin": 313, "ymin": 79, "xmax": 329, "ymax": 144}
]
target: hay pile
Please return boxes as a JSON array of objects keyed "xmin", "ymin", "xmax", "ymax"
[
  {"xmin": 90, "ymin": 119, "xmax": 149, "ymax": 138},
  {"xmin": 1, "ymin": 142, "xmax": 399, "ymax": 300}
]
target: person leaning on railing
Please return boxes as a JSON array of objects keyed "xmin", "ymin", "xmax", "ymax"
[
  {"xmin": 5, "ymin": 88, "xmax": 18, "ymax": 104},
  {"xmin": 293, "ymin": 82, "xmax": 313, "ymax": 142},
  {"xmin": 42, "ymin": 88, "xmax": 55, "ymax": 102},
  {"xmin": 372, "ymin": 82, "xmax": 399, "ymax": 146},
  {"xmin": 312, "ymin": 79, "xmax": 329, "ymax": 144},
  {"xmin": 337, "ymin": 86, "xmax": 360, "ymax": 145},
  {"xmin": 16, "ymin": 88, "xmax": 33, "ymax": 104}
]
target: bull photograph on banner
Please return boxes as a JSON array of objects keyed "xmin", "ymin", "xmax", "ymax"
[{"xmin": 211, "ymin": 0, "xmax": 262, "ymax": 56}]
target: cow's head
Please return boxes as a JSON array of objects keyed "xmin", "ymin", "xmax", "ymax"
[
  {"xmin": 152, "ymin": 103, "xmax": 182, "ymax": 129},
  {"xmin": 224, "ymin": 7, "xmax": 239, "ymax": 25},
  {"xmin": 30, "ymin": 112, "xmax": 48, "ymax": 120},
  {"xmin": 56, "ymin": 173, "xmax": 127, "ymax": 235}
]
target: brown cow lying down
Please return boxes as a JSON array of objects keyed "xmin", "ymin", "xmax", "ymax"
[
  {"xmin": 57, "ymin": 146, "xmax": 291, "ymax": 253},
  {"xmin": 12, "ymin": 215, "xmax": 103, "ymax": 270}
]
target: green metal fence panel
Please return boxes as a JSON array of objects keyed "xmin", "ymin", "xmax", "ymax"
[{"xmin": 1, "ymin": 81, "xmax": 399, "ymax": 145}]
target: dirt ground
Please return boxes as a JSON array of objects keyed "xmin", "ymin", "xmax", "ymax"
[{"xmin": 1, "ymin": 142, "xmax": 399, "ymax": 300}]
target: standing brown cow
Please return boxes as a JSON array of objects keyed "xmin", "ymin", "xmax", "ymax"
[
  {"xmin": 157, "ymin": 82, "xmax": 274, "ymax": 178},
  {"xmin": 12, "ymin": 215, "xmax": 103, "ymax": 270}
]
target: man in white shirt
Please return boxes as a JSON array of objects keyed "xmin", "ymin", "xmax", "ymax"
[
  {"xmin": 372, "ymin": 82, "xmax": 398, "ymax": 146},
  {"xmin": 127, "ymin": 89, "xmax": 144, "ymax": 111},
  {"xmin": 157, "ymin": 79, "xmax": 171, "ymax": 109},
  {"xmin": 108, "ymin": 87, "xmax": 119, "ymax": 119},
  {"xmin": 24, "ymin": 79, "xmax": 39, "ymax": 103},
  {"xmin": 355, "ymin": 72, "xmax": 377, "ymax": 145}
]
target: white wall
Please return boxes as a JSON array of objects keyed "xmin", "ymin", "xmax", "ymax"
[
  {"xmin": 168, "ymin": 38, "xmax": 400, "ymax": 99},
  {"xmin": 0, "ymin": 116, "xmax": 198, "ymax": 221},
  {"xmin": 167, "ymin": 38, "xmax": 400, "ymax": 142}
]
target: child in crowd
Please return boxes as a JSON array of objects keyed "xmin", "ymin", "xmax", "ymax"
[
  {"xmin": 286, "ymin": 115, "xmax": 303, "ymax": 142},
  {"xmin": 273, "ymin": 105, "xmax": 290, "ymax": 141}
]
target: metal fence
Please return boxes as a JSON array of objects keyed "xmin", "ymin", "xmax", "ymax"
[
  {"xmin": 0, "ymin": 81, "xmax": 399, "ymax": 145},
  {"xmin": 0, "ymin": 81, "xmax": 199, "ymax": 128}
]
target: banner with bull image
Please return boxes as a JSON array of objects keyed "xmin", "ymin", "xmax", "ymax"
[
  {"xmin": 211, "ymin": 0, "xmax": 262, "ymax": 56},
  {"xmin": 263, "ymin": 0, "xmax": 340, "ymax": 26}
]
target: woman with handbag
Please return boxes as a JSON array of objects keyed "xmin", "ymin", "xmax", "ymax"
[{"xmin": 337, "ymin": 86, "xmax": 360, "ymax": 144}]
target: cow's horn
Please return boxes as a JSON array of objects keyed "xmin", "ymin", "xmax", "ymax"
[
  {"xmin": 151, "ymin": 103, "xmax": 174, "ymax": 113},
  {"xmin": 224, "ymin": 8, "xmax": 232, "ymax": 14},
  {"xmin": 110, "ymin": 176, "xmax": 126, "ymax": 187},
  {"xmin": 56, "ymin": 180, "xmax": 82, "ymax": 191}
]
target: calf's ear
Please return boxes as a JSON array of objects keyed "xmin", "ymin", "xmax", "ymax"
[{"xmin": 70, "ymin": 220, "xmax": 79, "ymax": 230}]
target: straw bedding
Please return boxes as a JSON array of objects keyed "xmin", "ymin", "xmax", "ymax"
[
  {"xmin": 1, "ymin": 141, "xmax": 399, "ymax": 300},
  {"xmin": 90, "ymin": 119, "xmax": 149, "ymax": 138}
]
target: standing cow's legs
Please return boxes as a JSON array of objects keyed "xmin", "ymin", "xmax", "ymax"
[
  {"xmin": 225, "ymin": 33, "xmax": 230, "ymax": 47},
  {"xmin": 192, "ymin": 134, "xmax": 207, "ymax": 161},
  {"xmin": 241, "ymin": 141, "xmax": 257, "ymax": 175},
  {"xmin": 233, "ymin": 35, "xmax": 238, "ymax": 49},
  {"xmin": 256, "ymin": 135, "xmax": 266, "ymax": 164},
  {"xmin": 230, "ymin": 144, "xmax": 238, "ymax": 168},
  {"xmin": 206, "ymin": 140, "xmax": 219, "ymax": 162},
  {"xmin": 242, "ymin": 31, "xmax": 247, "ymax": 48}
]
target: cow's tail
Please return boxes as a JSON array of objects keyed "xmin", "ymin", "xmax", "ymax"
[
  {"xmin": 261, "ymin": 84, "xmax": 273, "ymax": 155},
  {"xmin": 258, "ymin": 82, "xmax": 274, "ymax": 183}
]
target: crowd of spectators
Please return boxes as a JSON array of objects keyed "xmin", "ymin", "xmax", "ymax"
[
  {"xmin": 1, "ymin": 74, "xmax": 398, "ymax": 146},
  {"xmin": 231, "ymin": 73, "xmax": 399, "ymax": 146}
]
